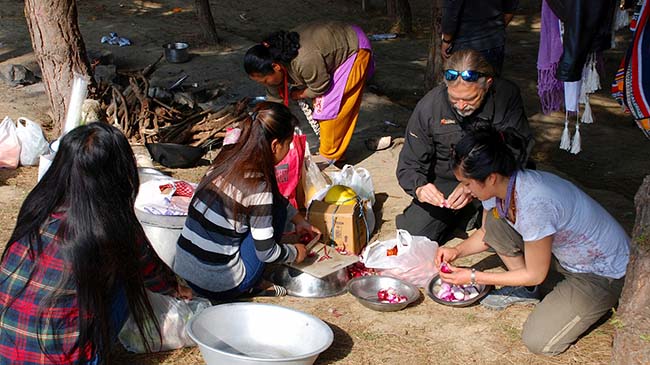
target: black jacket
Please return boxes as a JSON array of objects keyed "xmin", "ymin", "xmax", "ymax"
[
  {"xmin": 396, "ymin": 78, "xmax": 534, "ymax": 197},
  {"xmin": 547, "ymin": 0, "xmax": 617, "ymax": 81}
]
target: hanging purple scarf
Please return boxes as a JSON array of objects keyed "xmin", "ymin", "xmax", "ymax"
[{"xmin": 537, "ymin": 0, "xmax": 565, "ymax": 114}]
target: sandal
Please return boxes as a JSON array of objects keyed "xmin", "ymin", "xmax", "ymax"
[
  {"xmin": 256, "ymin": 284, "xmax": 288, "ymax": 297},
  {"xmin": 248, "ymin": 283, "xmax": 288, "ymax": 297}
]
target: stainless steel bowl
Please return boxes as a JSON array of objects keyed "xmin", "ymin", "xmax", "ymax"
[
  {"xmin": 186, "ymin": 302, "xmax": 333, "ymax": 365},
  {"xmin": 425, "ymin": 274, "xmax": 493, "ymax": 307},
  {"xmin": 267, "ymin": 265, "xmax": 349, "ymax": 298},
  {"xmin": 347, "ymin": 276, "xmax": 420, "ymax": 312}
]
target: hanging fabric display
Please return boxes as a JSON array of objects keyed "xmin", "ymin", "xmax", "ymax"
[
  {"xmin": 612, "ymin": 6, "xmax": 631, "ymax": 48},
  {"xmin": 611, "ymin": 0, "xmax": 650, "ymax": 139},
  {"xmin": 537, "ymin": 1, "xmax": 564, "ymax": 115},
  {"xmin": 561, "ymin": 80, "xmax": 581, "ymax": 151},
  {"xmin": 537, "ymin": 0, "xmax": 613, "ymax": 153}
]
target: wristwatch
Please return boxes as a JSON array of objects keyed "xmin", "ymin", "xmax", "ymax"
[{"xmin": 470, "ymin": 268, "xmax": 477, "ymax": 286}]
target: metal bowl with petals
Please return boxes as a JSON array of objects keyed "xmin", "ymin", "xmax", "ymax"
[
  {"xmin": 346, "ymin": 275, "xmax": 420, "ymax": 312},
  {"xmin": 426, "ymin": 274, "xmax": 493, "ymax": 307}
]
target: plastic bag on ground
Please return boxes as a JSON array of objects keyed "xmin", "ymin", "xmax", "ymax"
[
  {"xmin": 15, "ymin": 117, "xmax": 49, "ymax": 166},
  {"xmin": 0, "ymin": 116, "xmax": 20, "ymax": 169},
  {"xmin": 360, "ymin": 230, "xmax": 439, "ymax": 288},
  {"xmin": 118, "ymin": 290, "xmax": 211, "ymax": 353},
  {"xmin": 301, "ymin": 155, "xmax": 329, "ymax": 208},
  {"xmin": 331, "ymin": 164, "xmax": 375, "ymax": 205}
]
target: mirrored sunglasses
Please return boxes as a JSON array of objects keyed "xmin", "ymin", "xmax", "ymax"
[{"xmin": 444, "ymin": 69, "xmax": 486, "ymax": 82}]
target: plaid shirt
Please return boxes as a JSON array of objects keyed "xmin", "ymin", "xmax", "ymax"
[{"xmin": 0, "ymin": 214, "xmax": 177, "ymax": 364}]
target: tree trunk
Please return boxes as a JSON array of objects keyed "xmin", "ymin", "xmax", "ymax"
[
  {"xmin": 425, "ymin": 0, "xmax": 444, "ymax": 90},
  {"xmin": 24, "ymin": 0, "xmax": 92, "ymax": 134},
  {"xmin": 195, "ymin": 0, "xmax": 220, "ymax": 45},
  {"xmin": 387, "ymin": 0, "xmax": 396, "ymax": 17},
  {"xmin": 389, "ymin": 0, "xmax": 412, "ymax": 34},
  {"xmin": 611, "ymin": 175, "xmax": 650, "ymax": 365}
]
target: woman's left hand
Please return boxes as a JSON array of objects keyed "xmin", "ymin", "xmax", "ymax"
[{"xmin": 438, "ymin": 264, "xmax": 472, "ymax": 286}]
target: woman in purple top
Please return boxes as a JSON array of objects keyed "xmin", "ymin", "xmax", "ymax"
[{"xmin": 245, "ymin": 21, "xmax": 374, "ymax": 164}]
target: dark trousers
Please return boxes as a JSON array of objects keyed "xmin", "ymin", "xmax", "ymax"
[
  {"xmin": 395, "ymin": 178, "xmax": 481, "ymax": 244},
  {"xmin": 480, "ymin": 46, "xmax": 505, "ymax": 77}
]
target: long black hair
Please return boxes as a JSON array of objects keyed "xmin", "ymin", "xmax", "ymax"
[
  {"xmin": 244, "ymin": 31, "xmax": 300, "ymax": 75},
  {"xmin": 197, "ymin": 102, "xmax": 297, "ymax": 219},
  {"xmin": 2, "ymin": 122, "xmax": 160, "ymax": 364},
  {"xmin": 452, "ymin": 126, "xmax": 528, "ymax": 182}
]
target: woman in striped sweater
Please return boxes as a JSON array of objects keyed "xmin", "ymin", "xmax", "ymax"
[{"xmin": 174, "ymin": 102, "xmax": 319, "ymax": 300}]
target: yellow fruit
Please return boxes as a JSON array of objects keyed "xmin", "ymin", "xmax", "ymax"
[{"xmin": 324, "ymin": 185, "xmax": 357, "ymax": 205}]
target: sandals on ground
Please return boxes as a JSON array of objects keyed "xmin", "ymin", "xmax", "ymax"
[{"xmin": 248, "ymin": 284, "xmax": 288, "ymax": 297}]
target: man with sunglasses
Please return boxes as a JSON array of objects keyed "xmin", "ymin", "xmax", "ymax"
[{"xmin": 396, "ymin": 49, "xmax": 534, "ymax": 244}]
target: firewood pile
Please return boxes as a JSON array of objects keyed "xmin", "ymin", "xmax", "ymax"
[{"xmin": 94, "ymin": 57, "xmax": 250, "ymax": 148}]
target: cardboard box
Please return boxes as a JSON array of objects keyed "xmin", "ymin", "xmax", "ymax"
[{"xmin": 307, "ymin": 200, "xmax": 369, "ymax": 255}]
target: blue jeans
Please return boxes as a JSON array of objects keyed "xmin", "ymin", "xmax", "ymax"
[{"xmin": 188, "ymin": 203, "xmax": 288, "ymax": 301}]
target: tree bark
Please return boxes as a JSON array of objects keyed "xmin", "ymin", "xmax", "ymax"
[
  {"xmin": 24, "ymin": 0, "xmax": 92, "ymax": 134},
  {"xmin": 611, "ymin": 175, "xmax": 650, "ymax": 365},
  {"xmin": 195, "ymin": 0, "xmax": 220, "ymax": 45},
  {"xmin": 389, "ymin": 0, "xmax": 413, "ymax": 34},
  {"xmin": 387, "ymin": 0, "xmax": 396, "ymax": 18},
  {"xmin": 425, "ymin": 0, "xmax": 444, "ymax": 90}
]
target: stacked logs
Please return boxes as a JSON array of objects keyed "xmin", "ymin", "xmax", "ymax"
[
  {"xmin": 155, "ymin": 98, "xmax": 249, "ymax": 147},
  {"xmin": 98, "ymin": 57, "xmax": 249, "ymax": 147}
]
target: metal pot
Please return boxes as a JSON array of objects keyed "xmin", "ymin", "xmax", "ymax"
[
  {"xmin": 163, "ymin": 42, "xmax": 190, "ymax": 63},
  {"xmin": 267, "ymin": 265, "xmax": 349, "ymax": 298}
]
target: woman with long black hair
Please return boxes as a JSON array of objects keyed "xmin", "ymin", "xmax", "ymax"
[
  {"xmin": 435, "ymin": 126, "xmax": 630, "ymax": 355},
  {"xmin": 0, "ymin": 122, "xmax": 188, "ymax": 364},
  {"xmin": 174, "ymin": 102, "xmax": 320, "ymax": 300},
  {"xmin": 244, "ymin": 21, "xmax": 374, "ymax": 165}
]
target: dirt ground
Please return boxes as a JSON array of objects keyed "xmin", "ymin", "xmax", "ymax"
[{"xmin": 1, "ymin": 0, "xmax": 649, "ymax": 364}]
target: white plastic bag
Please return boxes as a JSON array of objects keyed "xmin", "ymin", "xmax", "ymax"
[
  {"xmin": 118, "ymin": 291, "xmax": 211, "ymax": 353},
  {"xmin": 332, "ymin": 164, "xmax": 375, "ymax": 205},
  {"xmin": 38, "ymin": 139, "xmax": 58, "ymax": 182},
  {"xmin": 63, "ymin": 73, "xmax": 89, "ymax": 134},
  {"xmin": 15, "ymin": 117, "xmax": 49, "ymax": 166},
  {"xmin": 0, "ymin": 116, "xmax": 20, "ymax": 169},
  {"xmin": 360, "ymin": 230, "xmax": 439, "ymax": 288},
  {"xmin": 301, "ymin": 155, "xmax": 329, "ymax": 207}
]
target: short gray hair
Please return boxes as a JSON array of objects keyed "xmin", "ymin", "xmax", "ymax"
[{"xmin": 443, "ymin": 49, "xmax": 494, "ymax": 88}]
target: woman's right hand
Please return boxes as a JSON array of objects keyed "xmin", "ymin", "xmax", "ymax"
[
  {"xmin": 435, "ymin": 247, "xmax": 460, "ymax": 267},
  {"xmin": 293, "ymin": 244, "xmax": 307, "ymax": 264}
]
